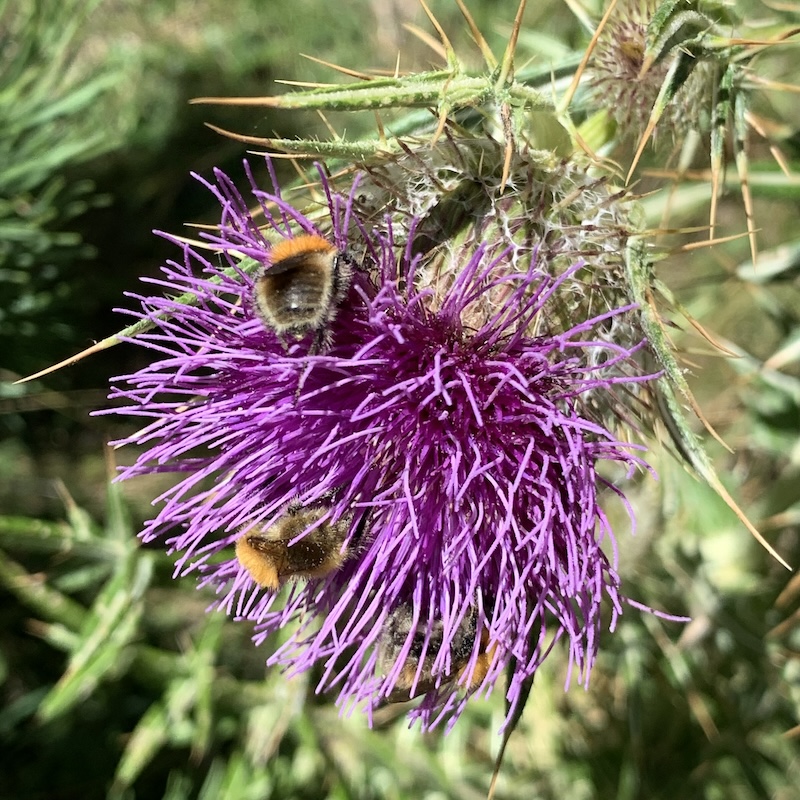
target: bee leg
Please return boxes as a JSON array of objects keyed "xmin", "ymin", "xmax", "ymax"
[
  {"xmin": 350, "ymin": 510, "xmax": 371, "ymax": 547},
  {"xmin": 307, "ymin": 326, "xmax": 332, "ymax": 356}
]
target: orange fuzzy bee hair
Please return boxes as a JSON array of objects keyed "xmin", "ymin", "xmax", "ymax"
[{"xmin": 269, "ymin": 234, "xmax": 336, "ymax": 264}]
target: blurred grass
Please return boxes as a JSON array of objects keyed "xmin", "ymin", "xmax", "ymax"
[{"xmin": 1, "ymin": 0, "xmax": 799, "ymax": 798}]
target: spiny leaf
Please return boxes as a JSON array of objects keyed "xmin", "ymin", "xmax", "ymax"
[
  {"xmin": 17, "ymin": 255, "xmax": 263, "ymax": 383},
  {"xmin": 624, "ymin": 236, "xmax": 790, "ymax": 569},
  {"xmin": 37, "ymin": 549, "xmax": 155, "ymax": 722},
  {"xmin": 0, "ymin": 549, "xmax": 86, "ymax": 630},
  {"xmin": 192, "ymin": 71, "xmax": 489, "ymax": 111},
  {"xmin": 203, "ymin": 125, "xmax": 386, "ymax": 161}
]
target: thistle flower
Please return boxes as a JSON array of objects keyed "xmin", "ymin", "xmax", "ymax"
[{"xmin": 105, "ymin": 157, "xmax": 662, "ymax": 731}]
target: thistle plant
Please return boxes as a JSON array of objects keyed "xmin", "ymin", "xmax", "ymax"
[
  {"xmin": 93, "ymin": 0, "xmax": 793, "ymax": 729},
  {"xmin": 14, "ymin": 0, "xmax": 800, "ymax": 796}
]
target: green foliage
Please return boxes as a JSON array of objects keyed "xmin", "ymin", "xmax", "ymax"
[
  {"xmin": 0, "ymin": 0, "xmax": 119, "ymax": 376},
  {"xmin": 0, "ymin": 0, "xmax": 386, "ymax": 387}
]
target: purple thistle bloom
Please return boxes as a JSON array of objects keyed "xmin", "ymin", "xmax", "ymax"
[{"xmin": 105, "ymin": 158, "xmax": 661, "ymax": 731}]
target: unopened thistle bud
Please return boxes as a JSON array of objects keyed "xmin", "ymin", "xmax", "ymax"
[{"xmin": 587, "ymin": 0, "xmax": 713, "ymax": 142}]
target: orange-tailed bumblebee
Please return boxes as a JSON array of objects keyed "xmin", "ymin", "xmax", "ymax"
[
  {"xmin": 253, "ymin": 234, "xmax": 354, "ymax": 352},
  {"xmin": 236, "ymin": 502, "xmax": 361, "ymax": 590}
]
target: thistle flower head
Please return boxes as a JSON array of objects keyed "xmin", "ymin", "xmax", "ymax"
[{"xmin": 106, "ymin": 157, "xmax": 660, "ymax": 730}]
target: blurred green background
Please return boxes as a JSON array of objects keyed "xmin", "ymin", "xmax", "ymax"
[{"xmin": 1, "ymin": 0, "xmax": 799, "ymax": 798}]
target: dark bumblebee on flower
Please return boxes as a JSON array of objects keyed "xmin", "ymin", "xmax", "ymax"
[
  {"xmin": 253, "ymin": 233, "xmax": 355, "ymax": 352},
  {"xmin": 378, "ymin": 604, "xmax": 493, "ymax": 703},
  {"xmin": 235, "ymin": 501, "xmax": 362, "ymax": 590}
]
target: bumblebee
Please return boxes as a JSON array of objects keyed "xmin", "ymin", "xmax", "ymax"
[
  {"xmin": 378, "ymin": 604, "xmax": 492, "ymax": 702},
  {"xmin": 236, "ymin": 502, "xmax": 362, "ymax": 590},
  {"xmin": 252, "ymin": 234, "xmax": 354, "ymax": 352}
]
